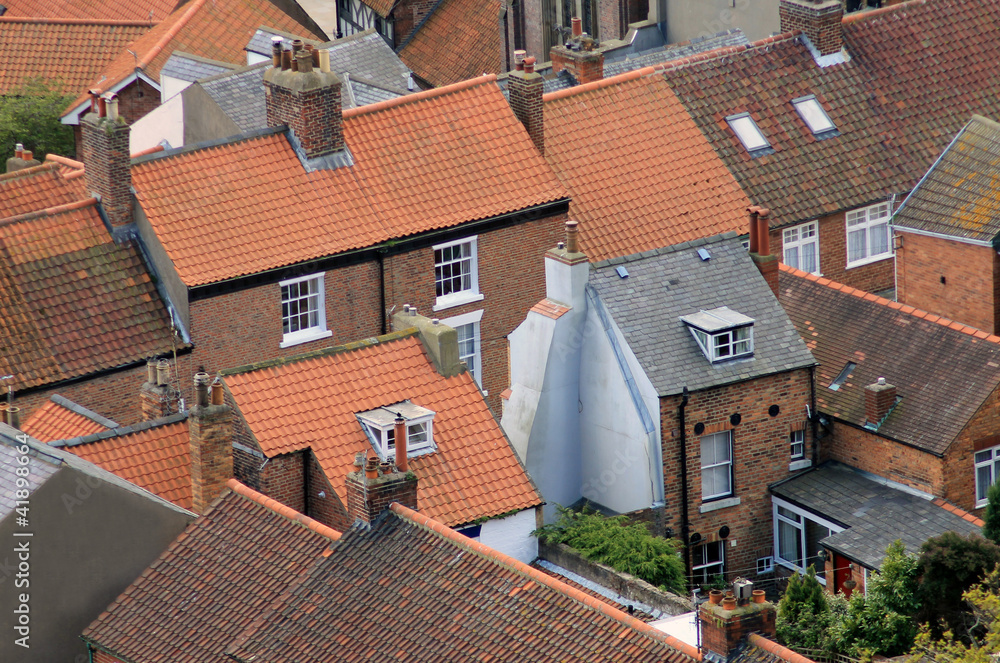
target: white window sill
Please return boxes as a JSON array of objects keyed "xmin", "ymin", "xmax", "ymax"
[
  {"xmin": 789, "ymin": 459, "xmax": 812, "ymax": 472},
  {"xmin": 699, "ymin": 496, "xmax": 741, "ymax": 513},
  {"xmin": 433, "ymin": 291, "xmax": 484, "ymax": 312},
  {"xmin": 280, "ymin": 328, "xmax": 332, "ymax": 349},
  {"xmin": 846, "ymin": 252, "xmax": 893, "ymax": 270}
]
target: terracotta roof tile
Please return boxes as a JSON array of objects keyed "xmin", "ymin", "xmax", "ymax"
[
  {"xmin": 0, "ymin": 160, "xmax": 87, "ymax": 218},
  {"xmin": 0, "ymin": 17, "xmax": 155, "ymax": 96},
  {"xmin": 3, "ymin": 0, "xmax": 177, "ymax": 21},
  {"xmin": 21, "ymin": 399, "xmax": 109, "ymax": 442},
  {"xmin": 133, "ymin": 76, "xmax": 568, "ymax": 286},
  {"xmin": 223, "ymin": 333, "xmax": 542, "ymax": 527},
  {"xmin": 398, "ymin": 0, "xmax": 502, "ymax": 87},
  {"xmin": 543, "ymin": 69, "xmax": 751, "ymax": 261},
  {"xmin": 0, "ymin": 199, "xmax": 181, "ymax": 393},
  {"xmin": 530, "ymin": 298, "xmax": 570, "ymax": 319}
]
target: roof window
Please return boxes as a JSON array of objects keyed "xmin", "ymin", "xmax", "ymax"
[
  {"xmin": 681, "ymin": 306, "xmax": 755, "ymax": 363},
  {"xmin": 792, "ymin": 95, "xmax": 836, "ymax": 137},
  {"xmin": 726, "ymin": 113, "xmax": 771, "ymax": 155},
  {"xmin": 357, "ymin": 401, "xmax": 436, "ymax": 461},
  {"xmin": 828, "ymin": 361, "xmax": 856, "ymax": 391}
]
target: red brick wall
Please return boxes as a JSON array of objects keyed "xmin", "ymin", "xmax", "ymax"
[
  {"xmin": 824, "ymin": 422, "xmax": 943, "ymax": 496},
  {"xmin": 74, "ymin": 78, "xmax": 161, "ymax": 156},
  {"xmin": 15, "ymin": 362, "xmax": 151, "ymax": 427},
  {"xmin": 778, "ymin": 0, "xmax": 842, "ymax": 56},
  {"xmin": 93, "ymin": 649, "xmax": 126, "ymax": 663},
  {"xmin": 508, "ymin": 69, "xmax": 545, "ymax": 155},
  {"xmin": 306, "ymin": 452, "xmax": 353, "ymax": 531},
  {"xmin": 522, "ymin": 0, "xmax": 547, "ymax": 62},
  {"xmin": 260, "ymin": 451, "xmax": 307, "ymax": 513},
  {"xmin": 391, "ymin": 0, "xmax": 437, "ymax": 45},
  {"xmin": 654, "ymin": 368, "xmax": 813, "ymax": 582},
  {"xmin": 895, "ymin": 230, "xmax": 998, "ymax": 334},
  {"xmin": 264, "ymin": 72, "xmax": 344, "ymax": 158},
  {"xmin": 346, "ymin": 468, "xmax": 417, "ymax": 522},
  {"xmin": 944, "ymin": 384, "xmax": 1000, "ymax": 513}
]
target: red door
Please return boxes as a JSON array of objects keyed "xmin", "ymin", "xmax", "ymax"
[{"xmin": 833, "ymin": 553, "xmax": 855, "ymax": 598}]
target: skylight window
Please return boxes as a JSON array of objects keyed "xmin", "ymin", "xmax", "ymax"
[
  {"xmin": 681, "ymin": 306, "xmax": 755, "ymax": 363},
  {"xmin": 792, "ymin": 95, "xmax": 836, "ymax": 136},
  {"xmin": 726, "ymin": 113, "xmax": 770, "ymax": 154},
  {"xmin": 828, "ymin": 361, "xmax": 856, "ymax": 391},
  {"xmin": 357, "ymin": 401, "xmax": 436, "ymax": 461}
]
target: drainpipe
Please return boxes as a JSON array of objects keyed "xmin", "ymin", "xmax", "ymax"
[
  {"xmin": 377, "ymin": 248, "xmax": 387, "ymax": 335},
  {"xmin": 679, "ymin": 386, "xmax": 691, "ymax": 582},
  {"xmin": 810, "ymin": 365, "xmax": 819, "ymax": 465}
]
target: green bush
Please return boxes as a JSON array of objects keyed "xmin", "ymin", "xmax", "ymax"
[
  {"xmin": 982, "ymin": 482, "xmax": 1000, "ymax": 546},
  {"xmin": 916, "ymin": 532, "xmax": 1000, "ymax": 641},
  {"xmin": 0, "ymin": 77, "xmax": 75, "ymax": 163},
  {"xmin": 777, "ymin": 566, "xmax": 837, "ymax": 654}
]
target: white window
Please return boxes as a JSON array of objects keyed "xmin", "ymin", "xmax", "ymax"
[
  {"xmin": 357, "ymin": 401, "xmax": 436, "ymax": 461},
  {"xmin": 682, "ymin": 307, "xmax": 755, "ymax": 363},
  {"xmin": 975, "ymin": 444, "xmax": 1000, "ymax": 507},
  {"xmin": 782, "ymin": 222, "xmax": 820, "ymax": 274},
  {"xmin": 701, "ymin": 431, "xmax": 733, "ymax": 500},
  {"xmin": 279, "ymin": 273, "xmax": 332, "ymax": 348},
  {"xmin": 726, "ymin": 112, "xmax": 770, "ymax": 154},
  {"xmin": 790, "ymin": 429, "xmax": 805, "ymax": 460},
  {"xmin": 442, "ymin": 309, "xmax": 483, "ymax": 388},
  {"xmin": 792, "ymin": 95, "xmax": 836, "ymax": 136},
  {"xmin": 692, "ymin": 541, "xmax": 725, "ymax": 586},
  {"xmin": 772, "ymin": 498, "xmax": 843, "ymax": 582},
  {"xmin": 846, "ymin": 203, "xmax": 891, "ymax": 268},
  {"xmin": 433, "ymin": 237, "xmax": 483, "ymax": 311}
]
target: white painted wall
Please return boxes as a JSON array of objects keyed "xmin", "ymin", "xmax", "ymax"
[
  {"xmin": 476, "ymin": 508, "xmax": 539, "ymax": 564},
  {"xmin": 130, "ymin": 93, "xmax": 184, "ymax": 154},
  {"xmin": 160, "ymin": 75, "xmax": 192, "ymax": 103},
  {"xmin": 247, "ymin": 51, "xmax": 270, "ymax": 66}
]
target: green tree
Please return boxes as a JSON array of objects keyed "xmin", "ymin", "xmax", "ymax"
[
  {"xmin": 982, "ymin": 482, "xmax": 1000, "ymax": 546},
  {"xmin": 910, "ymin": 566, "xmax": 1000, "ymax": 662},
  {"xmin": 916, "ymin": 532, "xmax": 1000, "ymax": 641},
  {"xmin": 776, "ymin": 566, "xmax": 836, "ymax": 654},
  {"xmin": 0, "ymin": 77, "xmax": 75, "ymax": 163}
]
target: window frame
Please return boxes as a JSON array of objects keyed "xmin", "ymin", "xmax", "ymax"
[
  {"xmin": 772, "ymin": 497, "xmax": 844, "ymax": 584},
  {"xmin": 701, "ymin": 430, "xmax": 734, "ymax": 501},
  {"xmin": 845, "ymin": 202, "xmax": 892, "ymax": 268},
  {"xmin": 726, "ymin": 112, "xmax": 772, "ymax": 156},
  {"xmin": 791, "ymin": 95, "xmax": 837, "ymax": 138},
  {"xmin": 433, "ymin": 236, "xmax": 484, "ymax": 312},
  {"xmin": 442, "ymin": 309, "xmax": 484, "ymax": 389},
  {"xmin": 691, "ymin": 540, "xmax": 726, "ymax": 586},
  {"xmin": 782, "ymin": 221, "xmax": 821, "ymax": 275},
  {"xmin": 359, "ymin": 409, "xmax": 436, "ymax": 461},
  {"xmin": 690, "ymin": 325, "xmax": 754, "ymax": 363},
  {"xmin": 279, "ymin": 273, "xmax": 332, "ymax": 349},
  {"xmin": 974, "ymin": 444, "xmax": 1000, "ymax": 508},
  {"xmin": 790, "ymin": 429, "xmax": 806, "ymax": 461}
]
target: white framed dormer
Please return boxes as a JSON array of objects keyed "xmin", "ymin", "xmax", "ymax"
[
  {"xmin": 681, "ymin": 307, "xmax": 754, "ymax": 363},
  {"xmin": 433, "ymin": 236, "xmax": 483, "ymax": 312},
  {"xmin": 279, "ymin": 272, "xmax": 332, "ymax": 348},
  {"xmin": 771, "ymin": 496, "xmax": 844, "ymax": 584},
  {"xmin": 846, "ymin": 202, "xmax": 892, "ymax": 268},
  {"xmin": 357, "ymin": 401, "xmax": 436, "ymax": 462},
  {"xmin": 441, "ymin": 309, "xmax": 484, "ymax": 389}
]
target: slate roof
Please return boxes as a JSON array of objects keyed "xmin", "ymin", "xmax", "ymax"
[
  {"xmin": 0, "ymin": 198, "xmax": 181, "ymax": 394},
  {"xmin": 543, "ymin": 67, "xmax": 751, "ymax": 261},
  {"xmin": 21, "ymin": 395, "xmax": 116, "ymax": 442},
  {"xmin": 590, "ymin": 234, "xmax": 815, "ymax": 396},
  {"xmin": 82, "ymin": 482, "xmax": 340, "ymax": 663},
  {"xmin": 63, "ymin": 0, "xmax": 325, "ymax": 120},
  {"xmin": 398, "ymin": 0, "xmax": 502, "ymax": 87},
  {"xmin": 160, "ymin": 51, "xmax": 236, "ymax": 84},
  {"xmin": 602, "ymin": 28, "xmax": 749, "ymax": 78},
  {"xmin": 2, "ymin": 0, "xmax": 176, "ymax": 21},
  {"xmin": 325, "ymin": 29, "xmax": 411, "ymax": 89},
  {"xmin": 0, "ymin": 427, "xmax": 59, "ymax": 520},
  {"xmin": 224, "ymin": 503, "xmax": 698, "ymax": 662},
  {"xmin": 0, "ymin": 160, "xmax": 86, "ymax": 218},
  {"xmin": 660, "ymin": 0, "xmax": 1000, "ymax": 229},
  {"xmin": 0, "ymin": 17, "xmax": 155, "ymax": 96},
  {"xmin": 772, "ymin": 462, "xmax": 982, "ymax": 569},
  {"xmin": 131, "ymin": 75, "xmax": 568, "ymax": 287},
  {"xmin": 779, "ymin": 264, "xmax": 1000, "ymax": 455},
  {"xmin": 893, "ymin": 115, "xmax": 1000, "ymax": 244},
  {"xmin": 222, "ymin": 332, "xmax": 542, "ymax": 527},
  {"xmin": 347, "ymin": 75, "xmax": 404, "ymax": 107}
]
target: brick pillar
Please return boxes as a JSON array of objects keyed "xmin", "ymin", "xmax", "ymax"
[
  {"xmin": 189, "ymin": 373, "xmax": 233, "ymax": 513},
  {"xmin": 508, "ymin": 57, "xmax": 545, "ymax": 155},
  {"xmin": 346, "ymin": 455, "xmax": 418, "ymax": 524},
  {"xmin": 80, "ymin": 99, "xmax": 132, "ymax": 230},
  {"xmin": 751, "ymin": 207, "xmax": 780, "ymax": 298},
  {"xmin": 264, "ymin": 46, "xmax": 345, "ymax": 159},
  {"xmin": 699, "ymin": 596, "xmax": 776, "ymax": 662},
  {"xmin": 864, "ymin": 377, "xmax": 897, "ymax": 426},
  {"xmin": 140, "ymin": 359, "xmax": 178, "ymax": 421},
  {"xmin": 779, "ymin": 0, "xmax": 843, "ymax": 56},
  {"xmin": 550, "ymin": 45, "xmax": 604, "ymax": 84}
]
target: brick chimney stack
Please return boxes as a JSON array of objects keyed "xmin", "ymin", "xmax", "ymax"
[
  {"xmin": 189, "ymin": 373, "xmax": 233, "ymax": 513},
  {"xmin": 346, "ymin": 453, "xmax": 417, "ymax": 524},
  {"xmin": 779, "ymin": 0, "xmax": 844, "ymax": 57},
  {"xmin": 264, "ymin": 39, "xmax": 345, "ymax": 159},
  {"xmin": 749, "ymin": 207, "xmax": 779, "ymax": 298},
  {"xmin": 865, "ymin": 377, "xmax": 897, "ymax": 426},
  {"xmin": 391, "ymin": 308, "xmax": 465, "ymax": 378},
  {"xmin": 507, "ymin": 55, "xmax": 545, "ymax": 155},
  {"xmin": 140, "ymin": 359, "xmax": 179, "ymax": 421},
  {"xmin": 550, "ymin": 17, "xmax": 604, "ymax": 85},
  {"xmin": 81, "ymin": 92, "xmax": 132, "ymax": 233},
  {"xmin": 699, "ymin": 585, "xmax": 776, "ymax": 662}
]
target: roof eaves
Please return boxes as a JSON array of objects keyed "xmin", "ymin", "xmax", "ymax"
[{"xmin": 0, "ymin": 16, "xmax": 158, "ymax": 26}]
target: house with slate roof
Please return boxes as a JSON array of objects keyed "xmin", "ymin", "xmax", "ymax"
[{"xmin": 504, "ymin": 223, "xmax": 817, "ymax": 586}]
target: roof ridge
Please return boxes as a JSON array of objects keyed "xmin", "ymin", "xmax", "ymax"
[
  {"xmin": 779, "ymin": 263, "xmax": 1000, "ymax": 345},
  {"xmin": 0, "ymin": 196, "xmax": 97, "ymax": 226},
  {"xmin": 747, "ymin": 634, "xmax": 816, "ymax": 663},
  {"xmin": 653, "ymin": 31, "xmax": 798, "ymax": 73},
  {"xmin": 342, "ymin": 73, "xmax": 497, "ymax": 119},
  {"xmin": 226, "ymin": 479, "xmax": 342, "ymax": 540},
  {"xmin": 135, "ymin": 0, "xmax": 208, "ymax": 72},
  {"xmin": 0, "ymin": 161, "xmax": 58, "ymax": 181},
  {"xmin": 50, "ymin": 411, "xmax": 188, "ymax": 448},
  {"xmin": 45, "ymin": 154, "xmax": 85, "ymax": 170},
  {"xmin": 131, "ymin": 125, "xmax": 288, "ymax": 166},
  {"xmin": 543, "ymin": 65, "xmax": 657, "ymax": 102},
  {"xmin": 390, "ymin": 503, "xmax": 702, "ymax": 660},
  {"xmin": 50, "ymin": 394, "xmax": 120, "ymax": 429},
  {"xmin": 591, "ymin": 231, "xmax": 740, "ymax": 268},
  {"xmin": 166, "ymin": 50, "xmax": 241, "ymax": 69},
  {"xmin": 220, "ymin": 328, "xmax": 419, "ymax": 376},
  {"xmin": 842, "ymin": 0, "xmax": 927, "ymax": 23},
  {"xmin": 0, "ymin": 16, "xmax": 158, "ymax": 26}
]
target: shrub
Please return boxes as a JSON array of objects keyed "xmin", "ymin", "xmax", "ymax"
[
  {"xmin": 0, "ymin": 77, "xmax": 75, "ymax": 162},
  {"xmin": 982, "ymin": 482, "xmax": 1000, "ymax": 546},
  {"xmin": 777, "ymin": 566, "xmax": 836, "ymax": 654},
  {"xmin": 916, "ymin": 532, "xmax": 1000, "ymax": 641}
]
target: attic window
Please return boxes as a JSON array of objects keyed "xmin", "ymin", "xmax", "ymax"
[
  {"xmin": 681, "ymin": 306, "xmax": 755, "ymax": 363},
  {"xmin": 357, "ymin": 401, "xmax": 436, "ymax": 461},
  {"xmin": 828, "ymin": 361, "xmax": 856, "ymax": 391},
  {"xmin": 726, "ymin": 113, "xmax": 771, "ymax": 155},
  {"xmin": 792, "ymin": 95, "xmax": 836, "ymax": 137}
]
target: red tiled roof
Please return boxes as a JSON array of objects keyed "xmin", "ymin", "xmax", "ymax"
[
  {"xmin": 3, "ymin": 0, "xmax": 177, "ymax": 22},
  {"xmin": 364, "ymin": 0, "xmax": 394, "ymax": 18},
  {"xmin": 64, "ymin": 0, "xmax": 325, "ymax": 120},
  {"xmin": 21, "ymin": 399, "xmax": 108, "ymax": 442},
  {"xmin": 530, "ymin": 298, "xmax": 570, "ymax": 319},
  {"xmin": 0, "ymin": 17, "xmax": 155, "ymax": 96},
  {"xmin": 82, "ymin": 483, "xmax": 338, "ymax": 663},
  {"xmin": 222, "ymin": 332, "xmax": 542, "ymax": 527},
  {"xmin": 0, "ymin": 160, "xmax": 87, "ymax": 218},
  {"xmin": 398, "ymin": 0, "xmax": 502, "ymax": 87},
  {"xmin": 0, "ymin": 198, "xmax": 181, "ymax": 393},
  {"xmin": 132, "ymin": 76, "xmax": 569, "ymax": 286},
  {"xmin": 543, "ymin": 68, "xmax": 751, "ymax": 261}
]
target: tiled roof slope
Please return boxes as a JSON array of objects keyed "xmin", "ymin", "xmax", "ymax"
[
  {"xmin": 779, "ymin": 264, "xmax": 1000, "ymax": 455},
  {"xmin": 0, "ymin": 160, "xmax": 86, "ymax": 218},
  {"xmin": 3, "ymin": 0, "xmax": 177, "ymax": 21},
  {"xmin": 590, "ymin": 234, "xmax": 815, "ymax": 396},
  {"xmin": 223, "ymin": 332, "xmax": 542, "ymax": 527},
  {"xmin": 399, "ymin": 0, "xmax": 502, "ymax": 87},
  {"xmin": 160, "ymin": 52, "xmax": 236, "ymax": 84},
  {"xmin": 543, "ymin": 68, "xmax": 751, "ymax": 261},
  {"xmin": 133, "ymin": 76, "xmax": 568, "ymax": 286},
  {"xmin": 893, "ymin": 115, "xmax": 1000, "ymax": 244},
  {"xmin": 661, "ymin": 0, "xmax": 1000, "ymax": 229},
  {"xmin": 21, "ymin": 398, "xmax": 110, "ymax": 442},
  {"xmin": 0, "ymin": 17, "xmax": 155, "ymax": 96},
  {"xmin": 225, "ymin": 504, "xmax": 697, "ymax": 662},
  {"xmin": 0, "ymin": 199, "xmax": 180, "ymax": 393},
  {"xmin": 64, "ymin": 0, "xmax": 325, "ymax": 118},
  {"xmin": 602, "ymin": 28, "xmax": 749, "ymax": 78},
  {"xmin": 81, "ymin": 484, "xmax": 338, "ymax": 663}
]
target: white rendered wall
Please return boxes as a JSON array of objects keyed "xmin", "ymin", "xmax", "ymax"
[
  {"xmin": 476, "ymin": 508, "xmax": 539, "ymax": 564},
  {"xmin": 160, "ymin": 75, "xmax": 191, "ymax": 103},
  {"xmin": 130, "ymin": 93, "xmax": 184, "ymax": 154}
]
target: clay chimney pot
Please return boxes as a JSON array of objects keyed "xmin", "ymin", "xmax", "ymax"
[{"xmin": 571, "ymin": 16, "xmax": 582, "ymax": 36}]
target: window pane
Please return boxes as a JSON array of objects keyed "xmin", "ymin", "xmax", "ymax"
[
  {"xmin": 728, "ymin": 115, "xmax": 769, "ymax": 151},
  {"xmin": 793, "ymin": 97, "xmax": 835, "ymax": 134},
  {"xmin": 779, "ymin": 519, "xmax": 803, "ymax": 566},
  {"xmin": 801, "ymin": 242, "xmax": 817, "ymax": 274},
  {"xmin": 975, "ymin": 450, "xmax": 993, "ymax": 464},
  {"xmin": 848, "ymin": 228, "xmax": 867, "ymax": 262},
  {"xmin": 784, "ymin": 227, "xmax": 800, "ymax": 243},
  {"xmin": 785, "ymin": 244, "xmax": 800, "ymax": 270},
  {"xmin": 777, "ymin": 506, "xmax": 800, "ymax": 522},
  {"xmin": 978, "ymin": 465, "xmax": 993, "ymax": 502},
  {"xmin": 870, "ymin": 222, "xmax": 889, "ymax": 256}
]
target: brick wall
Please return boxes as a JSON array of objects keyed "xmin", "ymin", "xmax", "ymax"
[
  {"xmin": 597, "ymin": 0, "xmax": 622, "ymax": 41},
  {"xmin": 391, "ymin": 0, "xmax": 437, "ymax": 45},
  {"xmin": 264, "ymin": 71, "xmax": 344, "ymax": 158},
  {"xmin": 895, "ymin": 230, "xmax": 998, "ymax": 334},
  {"xmin": 778, "ymin": 0, "xmax": 843, "ymax": 55},
  {"xmin": 93, "ymin": 649, "xmax": 126, "ymax": 663},
  {"xmin": 260, "ymin": 451, "xmax": 307, "ymax": 513},
  {"xmin": 15, "ymin": 362, "xmax": 152, "ymax": 426},
  {"xmin": 824, "ymin": 422, "xmax": 944, "ymax": 496},
  {"xmin": 943, "ymin": 383, "xmax": 1000, "ymax": 513},
  {"xmin": 306, "ymin": 452, "xmax": 353, "ymax": 531},
  {"xmin": 189, "ymin": 401, "xmax": 233, "ymax": 513},
  {"xmin": 522, "ymin": 0, "xmax": 546, "ymax": 62},
  {"xmin": 550, "ymin": 47, "xmax": 603, "ymax": 84},
  {"xmin": 345, "ymin": 467, "xmax": 418, "ymax": 522},
  {"xmin": 700, "ymin": 601, "xmax": 776, "ymax": 659},
  {"xmin": 508, "ymin": 67, "xmax": 545, "ymax": 154}
]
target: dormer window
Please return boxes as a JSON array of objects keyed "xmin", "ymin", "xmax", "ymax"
[
  {"xmin": 682, "ymin": 307, "xmax": 755, "ymax": 363},
  {"xmin": 792, "ymin": 95, "xmax": 837, "ymax": 137},
  {"xmin": 357, "ymin": 401, "xmax": 436, "ymax": 461},
  {"xmin": 726, "ymin": 113, "xmax": 771, "ymax": 156}
]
